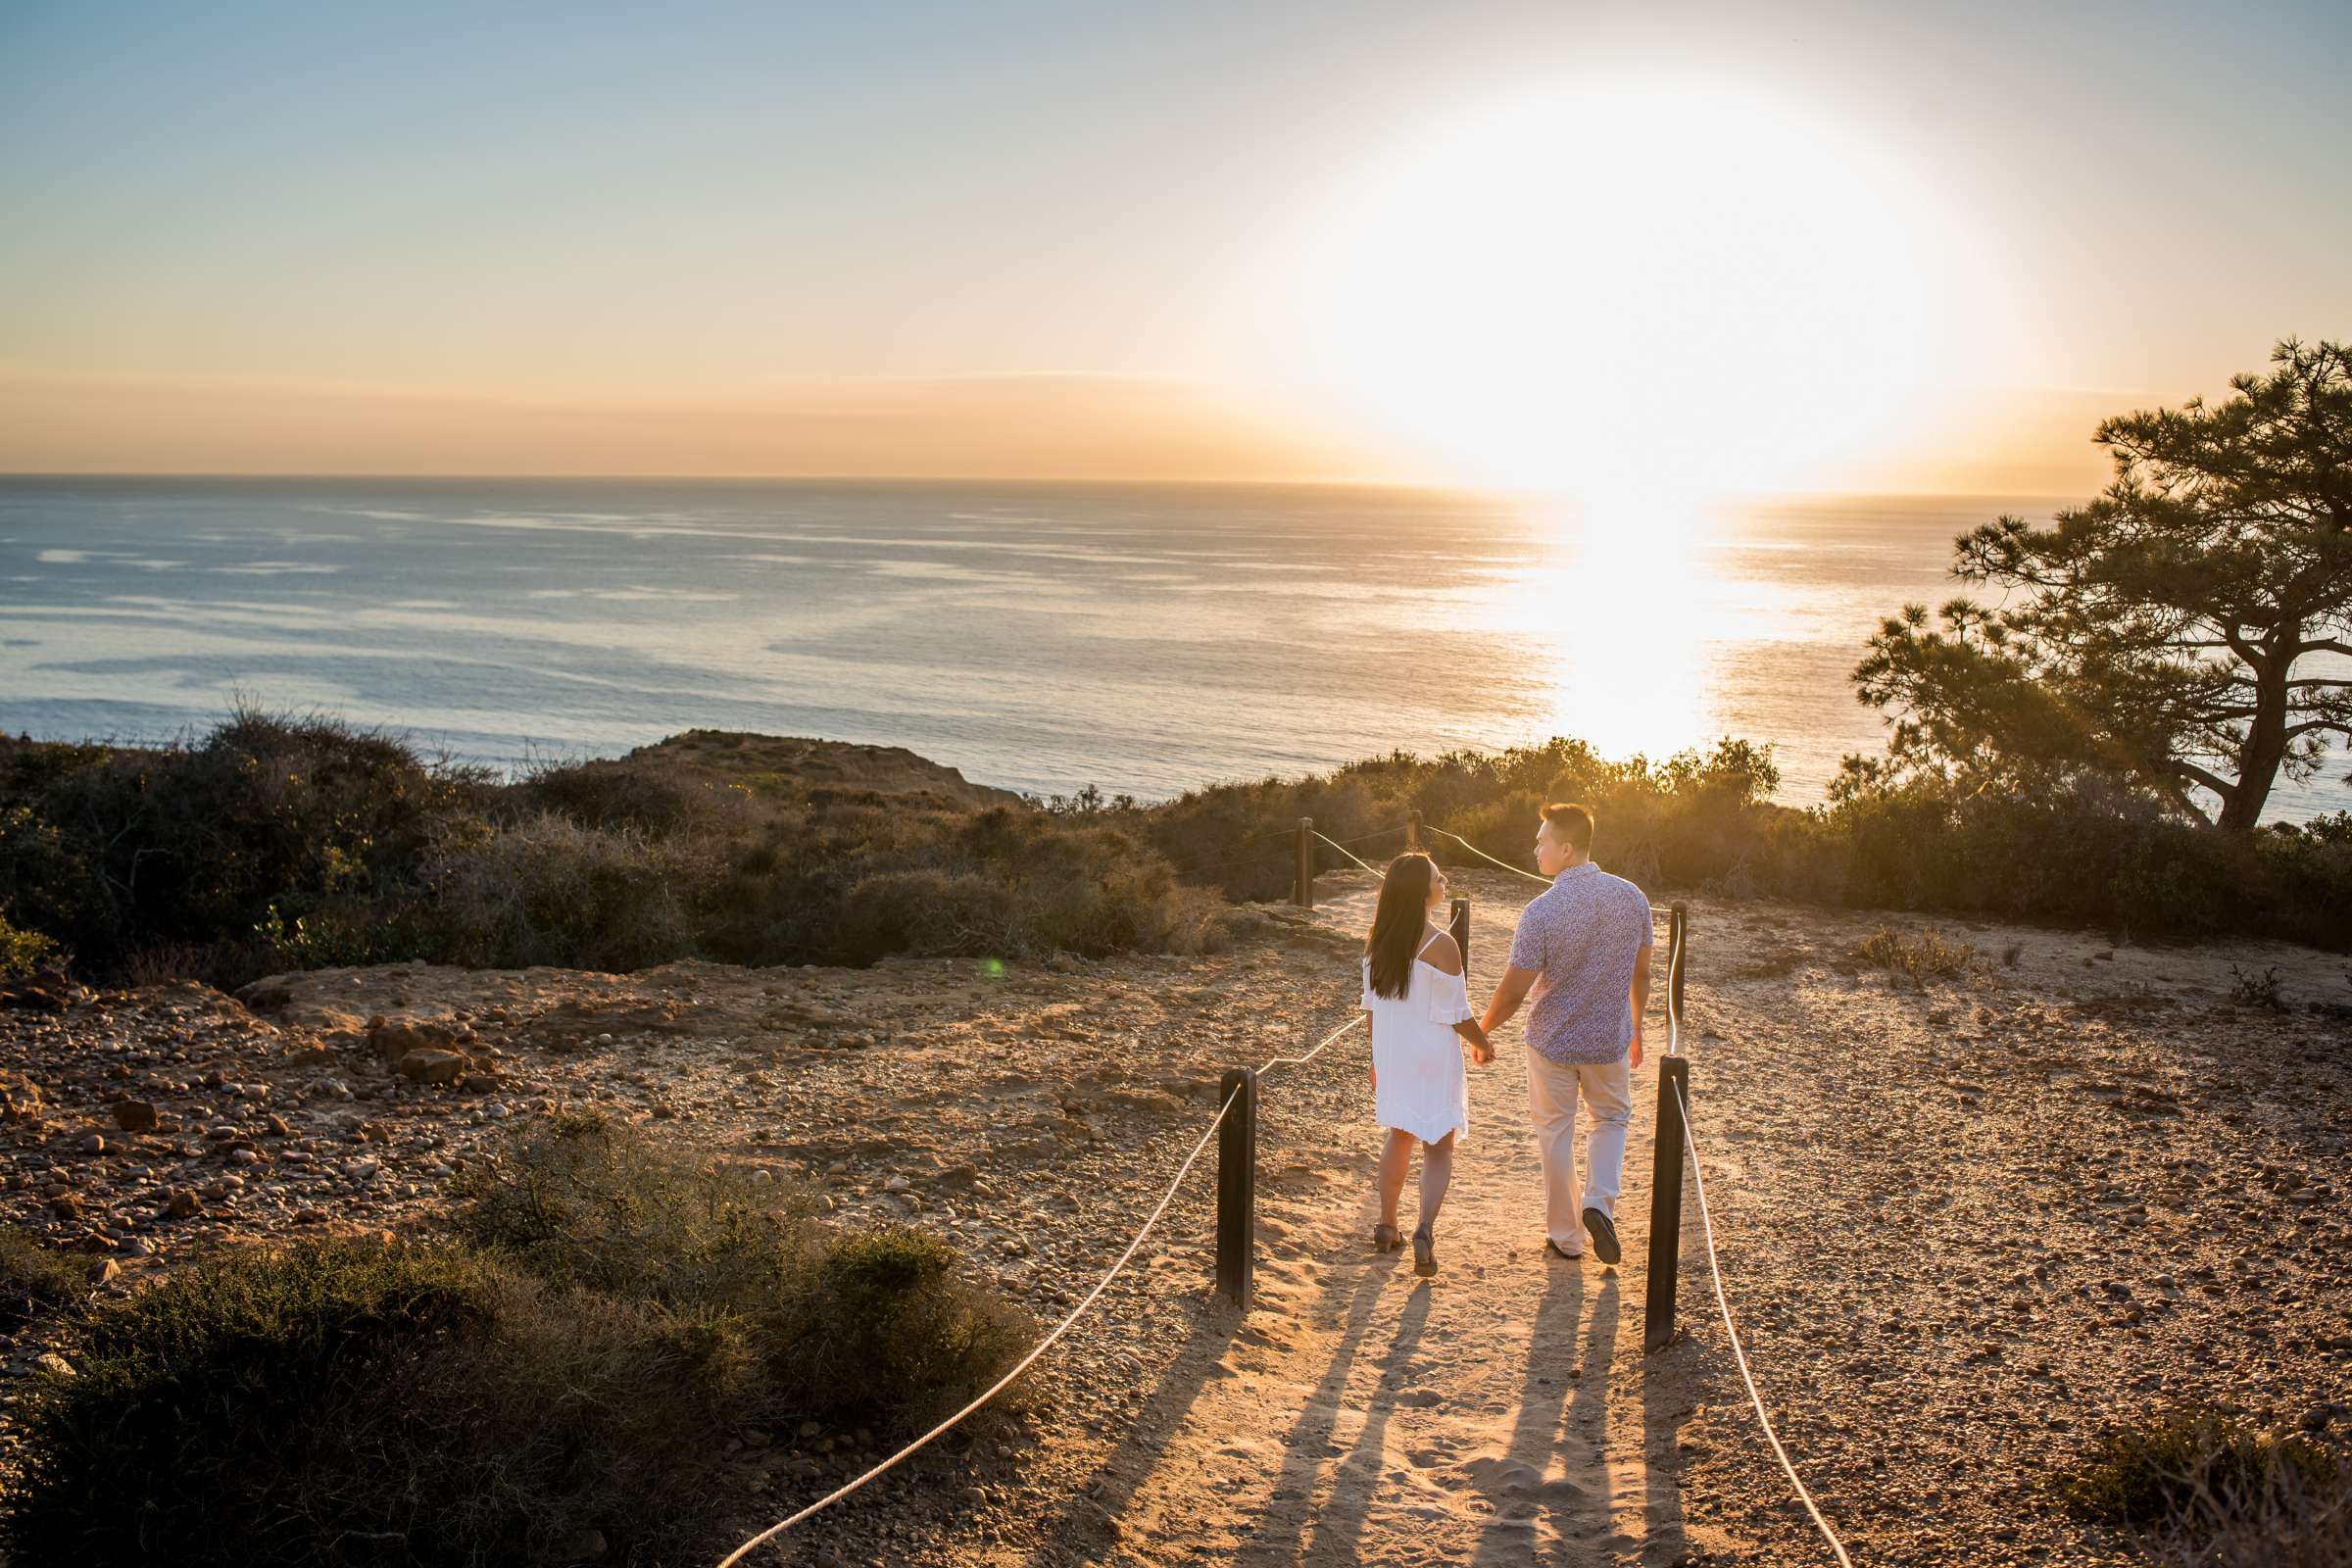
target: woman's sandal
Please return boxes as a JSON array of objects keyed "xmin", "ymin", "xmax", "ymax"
[
  {"xmin": 1372, "ymin": 1223, "xmax": 1402, "ymax": 1253},
  {"xmin": 1411, "ymin": 1225, "xmax": 1437, "ymax": 1278}
]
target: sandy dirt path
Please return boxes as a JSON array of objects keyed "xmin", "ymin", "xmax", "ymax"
[{"xmin": 1025, "ymin": 877, "xmax": 1717, "ymax": 1568}]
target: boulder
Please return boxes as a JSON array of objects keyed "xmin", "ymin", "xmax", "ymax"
[
  {"xmin": 370, "ymin": 1016, "xmax": 462, "ymax": 1065},
  {"xmin": 108, "ymin": 1100, "xmax": 161, "ymax": 1134},
  {"xmin": 397, "ymin": 1049, "xmax": 470, "ymax": 1086},
  {"xmin": 234, "ymin": 978, "xmax": 294, "ymax": 1011},
  {"xmin": 165, "ymin": 1189, "xmax": 203, "ymax": 1219}
]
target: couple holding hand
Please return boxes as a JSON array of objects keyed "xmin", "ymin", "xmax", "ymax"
[{"xmin": 1359, "ymin": 802, "xmax": 1653, "ymax": 1278}]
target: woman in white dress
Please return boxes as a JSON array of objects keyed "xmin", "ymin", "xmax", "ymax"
[{"xmin": 1361, "ymin": 852, "xmax": 1491, "ymax": 1277}]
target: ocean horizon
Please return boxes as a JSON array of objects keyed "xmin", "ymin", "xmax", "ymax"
[{"xmin": 0, "ymin": 473, "xmax": 2335, "ymax": 823}]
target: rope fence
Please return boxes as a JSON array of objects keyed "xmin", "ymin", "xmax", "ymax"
[
  {"xmin": 717, "ymin": 1013, "xmax": 1361, "ymax": 1564},
  {"xmin": 1671, "ymin": 1079, "xmax": 1856, "ymax": 1568},
  {"xmin": 718, "ymin": 810, "xmax": 1856, "ymax": 1566}
]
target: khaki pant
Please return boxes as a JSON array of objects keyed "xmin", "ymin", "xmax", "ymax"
[{"xmin": 1526, "ymin": 1051, "xmax": 1632, "ymax": 1250}]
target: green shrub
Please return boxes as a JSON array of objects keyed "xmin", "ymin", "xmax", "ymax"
[
  {"xmin": 1853, "ymin": 927, "xmax": 1976, "ymax": 985},
  {"xmin": 4, "ymin": 1122, "xmax": 1037, "ymax": 1566},
  {"xmin": 451, "ymin": 1111, "xmax": 818, "ymax": 1307},
  {"xmin": 5, "ymin": 1238, "xmax": 489, "ymax": 1562},
  {"xmin": 0, "ymin": 914, "xmax": 62, "ymax": 981},
  {"xmin": 12, "ymin": 709, "xmax": 2352, "ymax": 982},
  {"xmin": 0, "ymin": 710, "xmax": 487, "ymax": 984},
  {"xmin": 778, "ymin": 1225, "xmax": 1035, "ymax": 1429},
  {"xmin": 0, "ymin": 1230, "xmax": 90, "ymax": 1326},
  {"xmin": 426, "ymin": 811, "xmax": 714, "ymax": 971},
  {"xmin": 456, "ymin": 1117, "xmax": 1032, "ymax": 1431},
  {"xmin": 2055, "ymin": 1406, "xmax": 2348, "ymax": 1567}
]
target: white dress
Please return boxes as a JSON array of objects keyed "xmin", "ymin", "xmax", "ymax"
[{"xmin": 1361, "ymin": 929, "xmax": 1474, "ymax": 1144}]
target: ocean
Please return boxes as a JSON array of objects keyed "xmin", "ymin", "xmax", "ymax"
[{"xmin": 0, "ymin": 476, "xmax": 2332, "ymax": 822}]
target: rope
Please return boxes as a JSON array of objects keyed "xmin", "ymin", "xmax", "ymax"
[
  {"xmin": 715, "ymin": 1087, "xmax": 1244, "ymax": 1566},
  {"xmin": 714, "ymin": 1006, "xmax": 1366, "ymax": 1566},
  {"xmin": 1256, "ymin": 1012, "xmax": 1364, "ymax": 1074},
  {"xmin": 1669, "ymin": 1081, "xmax": 1855, "ymax": 1568},
  {"xmin": 1310, "ymin": 829, "xmax": 1385, "ymax": 876},
  {"xmin": 1322, "ymin": 823, "xmax": 1409, "ymax": 848},
  {"xmin": 1426, "ymin": 825, "xmax": 1552, "ymax": 888}
]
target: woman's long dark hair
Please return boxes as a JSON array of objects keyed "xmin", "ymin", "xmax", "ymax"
[{"xmin": 1365, "ymin": 853, "xmax": 1438, "ymax": 1000}]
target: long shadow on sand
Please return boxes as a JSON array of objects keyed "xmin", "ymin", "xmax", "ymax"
[
  {"xmin": 1214, "ymin": 1253, "xmax": 1418, "ymax": 1564},
  {"xmin": 1008, "ymin": 1292, "xmax": 1248, "ymax": 1568},
  {"xmin": 1463, "ymin": 1262, "xmax": 1604, "ymax": 1564},
  {"xmin": 1293, "ymin": 1280, "xmax": 1436, "ymax": 1562}
]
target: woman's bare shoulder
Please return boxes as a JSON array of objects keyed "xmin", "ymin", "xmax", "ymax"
[{"xmin": 1419, "ymin": 930, "xmax": 1461, "ymax": 975}]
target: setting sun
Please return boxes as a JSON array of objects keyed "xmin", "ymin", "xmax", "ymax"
[{"xmin": 1267, "ymin": 87, "xmax": 1978, "ymax": 498}]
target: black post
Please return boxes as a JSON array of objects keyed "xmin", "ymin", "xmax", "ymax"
[
  {"xmin": 1448, "ymin": 897, "xmax": 1470, "ymax": 976},
  {"xmin": 1294, "ymin": 817, "xmax": 1314, "ymax": 908},
  {"xmin": 1643, "ymin": 1055, "xmax": 1690, "ymax": 1352},
  {"xmin": 1214, "ymin": 1067, "xmax": 1257, "ymax": 1307}
]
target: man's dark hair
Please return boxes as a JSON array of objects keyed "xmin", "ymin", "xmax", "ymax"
[{"xmin": 1543, "ymin": 802, "xmax": 1594, "ymax": 857}]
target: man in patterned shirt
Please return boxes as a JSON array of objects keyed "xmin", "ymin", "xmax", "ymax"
[{"xmin": 1477, "ymin": 802, "xmax": 1652, "ymax": 1263}]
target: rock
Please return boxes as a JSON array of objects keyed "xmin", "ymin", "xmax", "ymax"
[
  {"xmin": 235, "ymin": 979, "xmax": 294, "ymax": 1011},
  {"xmin": 48, "ymin": 1194, "xmax": 81, "ymax": 1222},
  {"xmin": 229, "ymin": 1147, "xmax": 261, "ymax": 1166},
  {"xmin": 0, "ymin": 1070, "xmax": 40, "ymax": 1123},
  {"xmin": 937, "ymin": 1162, "xmax": 980, "ymax": 1190},
  {"xmin": 266, "ymin": 1113, "xmax": 292, "ymax": 1137},
  {"xmin": 397, "ymin": 1049, "xmax": 470, "ymax": 1086},
  {"xmin": 87, "ymin": 1258, "xmax": 121, "ymax": 1286},
  {"xmin": 166, "ymin": 1189, "xmax": 203, "ymax": 1219},
  {"xmin": 31, "ymin": 1352, "xmax": 74, "ymax": 1378},
  {"xmin": 109, "ymin": 1100, "xmax": 161, "ymax": 1133},
  {"xmin": 370, "ymin": 1016, "xmax": 462, "ymax": 1065},
  {"xmin": 883, "ymin": 1175, "xmax": 912, "ymax": 1194},
  {"xmin": 293, "ymin": 1206, "xmax": 327, "ymax": 1225},
  {"xmin": 73, "ymin": 1131, "xmax": 105, "ymax": 1156}
]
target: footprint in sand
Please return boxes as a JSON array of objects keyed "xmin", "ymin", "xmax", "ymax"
[{"xmin": 1457, "ymin": 1453, "xmax": 1593, "ymax": 1513}]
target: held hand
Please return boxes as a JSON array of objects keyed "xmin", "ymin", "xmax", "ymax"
[
  {"xmin": 1468, "ymin": 1022, "xmax": 1494, "ymax": 1066},
  {"xmin": 1629, "ymin": 1026, "xmax": 1644, "ymax": 1072}
]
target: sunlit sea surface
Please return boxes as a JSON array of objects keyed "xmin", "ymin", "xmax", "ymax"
[{"xmin": 0, "ymin": 476, "xmax": 2333, "ymax": 822}]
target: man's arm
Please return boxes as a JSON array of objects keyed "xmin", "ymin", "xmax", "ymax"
[
  {"xmin": 1629, "ymin": 944, "xmax": 1652, "ymax": 1069},
  {"xmin": 1481, "ymin": 964, "xmax": 1540, "ymax": 1037}
]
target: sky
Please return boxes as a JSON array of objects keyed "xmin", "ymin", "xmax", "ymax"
[{"xmin": 2, "ymin": 0, "xmax": 2347, "ymax": 491}]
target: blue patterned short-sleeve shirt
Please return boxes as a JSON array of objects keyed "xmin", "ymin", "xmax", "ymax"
[{"xmin": 1506, "ymin": 862, "xmax": 1653, "ymax": 1065}]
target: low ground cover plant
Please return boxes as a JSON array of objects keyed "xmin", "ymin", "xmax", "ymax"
[{"xmin": 1, "ymin": 1117, "xmax": 1034, "ymax": 1566}]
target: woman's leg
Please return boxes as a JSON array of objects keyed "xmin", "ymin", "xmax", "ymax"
[
  {"xmin": 1377, "ymin": 1127, "xmax": 1416, "ymax": 1229},
  {"xmin": 1416, "ymin": 1130, "xmax": 1457, "ymax": 1232}
]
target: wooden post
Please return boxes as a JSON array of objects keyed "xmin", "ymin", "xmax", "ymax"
[
  {"xmin": 1448, "ymin": 897, "xmax": 1470, "ymax": 976},
  {"xmin": 1408, "ymin": 808, "xmax": 1423, "ymax": 852},
  {"xmin": 1214, "ymin": 1067, "xmax": 1257, "ymax": 1307},
  {"xmin": 1643, "ymin": 1055, "xmax": 1690, "ymax": 1352},
  {"xmin": 1294, "ymin": 817, "xmax": 1314, "ymax": 907}
]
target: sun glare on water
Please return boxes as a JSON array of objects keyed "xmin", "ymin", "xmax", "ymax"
[
  {"xmin": 1270, "ymin": 86, "xmax": 1963, "ymax": 501},
  {"xmin": 1256, "ymin": 85, "xmax": 1980, "ymax": 758}
]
